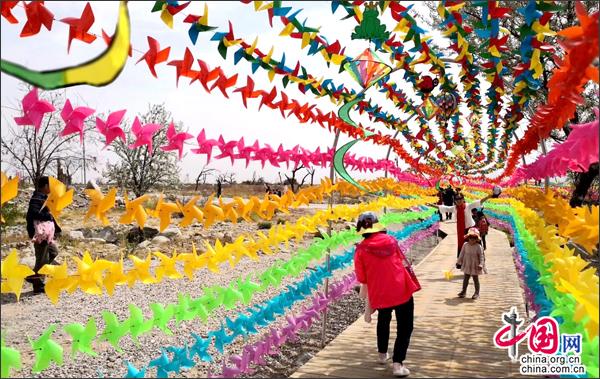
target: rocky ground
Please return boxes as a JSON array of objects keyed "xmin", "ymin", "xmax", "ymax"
[{"xmin": 1, "ymin": 186, "xmax": 439, "ymax": 378}]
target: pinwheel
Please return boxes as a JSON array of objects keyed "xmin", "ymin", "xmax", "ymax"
[
  {"xmin": 190, "ymin": 333, "xmax": 213, "ymax": 362},
  {"xmin": 229, "ymin": 350, "xmax": 254, "ymax": 375},
  {"xmin": 59, "ymin": 99, "xmax": 95, "ymax": 142},
  {"xmin": 95, "ymin": 110, "xmax": 127, "ymax": 147},
  {"xmin": 189, "ymin": 296, "xmax": 209, "ymax": 323},
  {"xmin": 20, "ymin": 0, "xmax": 54, "ymax": 37},
  {"xmin": 167, "ymin": 47, "xmax": 196, "ymax": 86},
  {"xmin": 124, "ymin": 361, "xmax": 146, "ymax": 378},
  {"xmin": 0, "ymin": 250, "xmax": 35, "ymax": 301},
  {"xmin": 152, "ymin": 0, "xmax": 190, "ymax": 29},
  {"xmin": 38, "ymin": 262, "xmax": 76, "ymax": 304},
  {"xmin": 136, "ymin": 36, "xmax": 171, "ymax": 78},
  {"xmin": 177, "ymin": 195, "xmax": 204, "ymax": 227},
  {"xmin": 63, "ymin": 318, "xmax": 97, "ymax": 357},
  {"xmin": 42, "ymin": 176, "xmax": 74, "ymax": 221},
  {"xmin": 150, "ymin": 194, "xmax": 180, "ymax": 232},
  {"xmin": 127, "ymin": 304, "xmax": 154, "ymax": 344},
  {"xmin": 208, "ymin": 324, "xmax": 234, "ymax": 354},
  {"xmin": 202, "ymin": 194, "xmax": 225, "ymax": 228},
  {"xmin": 1, "ymin": 337, "xmax": 21, "ymax": 378},
  {"xmin": 128, "ymin": 116, "xmax": 162, "ymax": 153},
  {"xmin": 83, "ymin": 187, "xmax": 116, "ymax": 225},
  {"xmin": 173, "ymin": 293, "xmax": 196, "ymax": 326},
  {"xmin": 61, "ymin": 2, "xmax": 97, "ymax": 53},
  {"xmin": 103, "ymin": 254, "xmax": 128, "ymax": 296},
  {"xmin": 190, "ymin": 129, "xmax": 220, "ymax": 163},
  {"xmin": 13, "ymin": 87, "xmax": 55, "ymax": 131},
  {"xmin": 29, "ymin": 325, "xmax": 63, "ymax": 373},
  {"xmin": 119, "ymin": 193, "xmax": 150, "ymax": 229},
  {"xmin": 161, "ymin": 121, "xmax": 193, "ymax": 159},
  {"xmin": 183, "ymin": 3, "xmax": 218, "ymax": 45},
  {"xmin": 176, "ymin": 242, "xmax": 204, "ymax": 280},
  {"xmin": 165, "ymin": 344, "xmax": 195, "ymax": 372},
  {"xmin": 1, "ymin": 1, "xmax": 19, "ymax": 24},
  {"xmin": 126, "ymin": 254, "xmax": 157, "ymax": 286},
  {"xmin": 70, "ymin": 251, "xmax": 112, "ymax": 295},
  {"xmin": 149, "ymin": 349, "xmax": 170, "ymax": 378},
  {"xmin": 150, "ymin": 303, "xmax": 175, "ymax": 335},
  {"xmin": 99, "ymin": 311, "xmax": 130, "ymax": 352},
  {"xmin": 154, "ymin": 251, "xmax": 183, "ymax": 281}
]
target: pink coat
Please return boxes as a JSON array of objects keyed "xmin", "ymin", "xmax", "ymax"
[{"xmin": 354, "ymin": 232, "xmax": 418, "ymax": 310}]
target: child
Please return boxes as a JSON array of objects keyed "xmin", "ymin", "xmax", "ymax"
[
  {"xmin": 358, "ymin": 284, "xmax": 375, "ymax": 323},
  {"xmin": 457, "ymin": 228, "xmax": 485, "ymax": 299}
]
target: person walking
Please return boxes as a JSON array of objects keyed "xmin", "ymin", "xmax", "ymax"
[
  {"xmin": 434, "ymin": 191, "xmax": 495, "ymax": 264},
  {"xmin": 354, "ymin": 212, "xmax": 419, "ymax": 377},
  {"xmin": 457, "ymin": 228, "xmax": 486, "ymax": 299},
  {"xmin": 25, "ymin": 176, "xmax": 61, "ymax": 294},
  {"xmin": 476, "ymin": 209, "xmax": 489, "ymax": 251},
  {"xmin": 442, "ymin": 186, "xmax": 455, "ymax": 220}
]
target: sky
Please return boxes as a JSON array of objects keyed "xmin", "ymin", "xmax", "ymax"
[{"xmin": 0, "ymin": 1, "xmax": 541, "ymax": 185}]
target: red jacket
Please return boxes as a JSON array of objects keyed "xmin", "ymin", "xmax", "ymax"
[{"xmin": 354, "ymin": 232, "xmax": 418, "ymax": 310}]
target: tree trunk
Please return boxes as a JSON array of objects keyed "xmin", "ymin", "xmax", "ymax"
[{"xmin": 570, "ymin": 163, "xmax": 599, "ymax": 207}]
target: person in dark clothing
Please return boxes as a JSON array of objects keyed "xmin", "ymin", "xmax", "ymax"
[
  {"xmin": 442, "ymin": 186, "xmax": 455, "ymax": 220},
  {"xmin": 25, "ymin": 176, "xmax": 61, "ymax": 294}
]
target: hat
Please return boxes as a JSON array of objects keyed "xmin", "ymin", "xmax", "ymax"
[
  {"xmin": 464, "ymin": 227, "xmax": 481, "ymax": 241},
  {"xmin": 356, "ymin": 212, "xmax": 386, "ymax": 235}
]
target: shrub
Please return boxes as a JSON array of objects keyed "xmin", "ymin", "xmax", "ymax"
[
  {"xmin": 0, "ymin": 202, "xmax": 24, "ymax": 226},
  {"xmin": 257, "ymin": 221, "xmax": 272, "ymax": 230}
]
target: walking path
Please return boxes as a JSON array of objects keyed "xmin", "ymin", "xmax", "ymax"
[{"xmin": 291, "ymin": 222, "xmax": 528, "ymax": 378}]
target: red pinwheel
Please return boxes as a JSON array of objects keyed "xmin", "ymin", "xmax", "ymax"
[
  {"xmin": 234, "ymin": 76, "xmax": 261, "ymax": 108},
  {"xmin": 160, "ymin": 122, "xmax": 193, "ymax": 159},
  {"xmin": 60, "ymin": 99, "xmax": 95, "ymax": 142},
  {"xmin": 20, "ymin": 1, "xmax": 54, "ymax": 37},
  {"xmin": 136, "ymin": 36, "xmax": 171, "ymax": 78},
  {"xmin": 14, "ymin": 88, "xmax": 55, "ymax": 131},
  {"xmin": 61, "ymin": 2, "xmax": 97, "ymax": 53},
  {"xmin": 190, "ymin": 59, "xmax": 221, "ymax": 92},
  {"xmin": 210, "ymin": 73, "xmax": 238, "ymax": 98},
  {"xmin": 1, "ymin": 1, "xmax": 18, "ymax": 24},
  {"xmin": 167, "ymin": 48, "xmax": 197, "ymax": 86}
]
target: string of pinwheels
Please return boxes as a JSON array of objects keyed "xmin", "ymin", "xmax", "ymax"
[{"xmin": 1, "ymin": 215, "xmax": 440, "ymax": 377}]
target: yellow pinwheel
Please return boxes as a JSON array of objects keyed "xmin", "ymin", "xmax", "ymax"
[
  {"xmin": 0, "ymin": 172, "xmax": 19, "ymax": 223},
  {"xmin": 177, "ymin": 242, "xmax": 204, "ymax": 280},
  {"xmin": 232, "ymin": 196, "xmax": 253, "ymax": 222},
  {"xmin": 152, "ymin": 194, "xmax": 180, "ymax": 232},
  {"xmin": 202, "ymin": 194, "xmax": 224, "ymax": 229},
  {"xmin": 1, "ymin": 250, "xmax": 35, "ymax": 301},
  {"xmin": 71, "ymin": 251, "xmax": 112, "ymax": 295},
  {"xmin": 126, "ymin": 254, "xmax": 156, "ymax": 286},
  {"xmin": 38, "ymin": 262, "xmax": 77, "ymax": 304},
  {"xmin": 154, "ymin": 251, "xmax": 182, "ymax": 281},
  {"xmin": 43, "ymin": 176, "xmax": 73, "ymax": 221},
  {"xmin": 103, "ymin": 254, "xmax": 128, "ymax": 296},
  {"xmin": 219, "ymin": 197, "xmax": 239, "ymax": 224},
  {"xmin": 119, "ymin": 193, "xmax": 150, "ymax": 229},
  {"xmin": 230, "ymin": 235, "xmax": 257, "ymax": 265},
  {"xmin": 84, "ymin": 188, "xmax": 116, "ymax": 225},
  {"xmin": 177, "ymin": 196, "xmax": 203, "ymax": 227}
]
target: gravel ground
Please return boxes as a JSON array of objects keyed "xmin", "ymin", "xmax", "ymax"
[{"xmin": 0, "ymin": 217, "xmax": 440, "ymax": 378}]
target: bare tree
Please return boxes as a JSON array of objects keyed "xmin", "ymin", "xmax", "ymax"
[
  {"xmin": 281, "ymin": 165, "xmax": 311, "ymax": 193},
  {"xmin": 195, "ymin": 165, "xmax": 217, "ymax": 190},
  {"xmin": 1, "ymin": 86, "xmax": 97, "ymax": 186},
  {"xmin": 103, "ymin": 104, "xmax": 180, "ymax": 197},
  {"xmin": 216, "ymin": 171, "xmax": 237, "ymax": 185}
]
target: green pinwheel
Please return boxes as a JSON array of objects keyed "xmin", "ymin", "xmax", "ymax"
[
  {"xmin": 126, "ymin": 304, "xmax": 154, "ymax": 344},
  {"xmin": 237, "ymin": 275, "xmax": 262, "ymax": 305},
  {"xmin": 63, "ymin": 318, "xmax": 98, "ymax": 357},
  {"xmin": 98, "ymin": 311, "xmax": 130, "ymax": 352},
  {"xmin": 1, "ymin": 337, "xmax": 21, "ymax": 378},
  {"xmin": 29, "ymin": 324, "xmax": 63, "ymax": 373},
  {"xmin": 150, "ymin": 303, "xmax": 175, "ymax": 335}
]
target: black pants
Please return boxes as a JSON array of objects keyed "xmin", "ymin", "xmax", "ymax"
[
  {"xmin": 445, "ymin": 212, "xmax": 452, "ymax": 220},
  {"xmin": 461, "ymin": 274, "xmax": 480, "ymax": 294},
  {"xmin": 377, "ymin": 297, "xmax": 414, "ymax": 363},
  {"xmin": 26, "ymin": 241, "xmax": 59, "ymax": 290},
  {"xmin": 481, "ymin": 234, "xmax": 487, "ymax": 250}
]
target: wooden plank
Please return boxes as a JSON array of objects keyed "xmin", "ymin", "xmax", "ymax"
[{"xmin": 291, "ymin": 225, "xmax": 529, "ymax": 378}]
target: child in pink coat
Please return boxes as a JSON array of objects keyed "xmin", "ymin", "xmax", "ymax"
[{"xmin": 457, "ymin": 228, "xmax": 485, "ymax": 299}]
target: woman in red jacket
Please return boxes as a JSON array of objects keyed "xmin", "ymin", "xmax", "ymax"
[{"xmin": 354, "ymin": 212, "xmax": 419, "ymax": 377}]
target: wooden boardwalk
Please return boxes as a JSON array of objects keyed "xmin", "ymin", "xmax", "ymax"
[{"xmin": 291, "ymin": 222, "xmax": 528, "ymax": 378}]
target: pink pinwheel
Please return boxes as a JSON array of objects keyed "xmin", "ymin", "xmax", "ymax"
[
  {"xmin": 220, "ymin": 360, "xmax": 242, "ymax": 378},
  {"xmin": 275, "ymin": 144, "xmax": 294, "ymax": 169},
  {"xmin": 229, "ymin": 350, "xmax": 254, "ymax": 375},
  {"xmin": 160, "ymin": 121, "xmax": 193, "ymax": 159},
  {"xmin": 253, "ymin": 145, "xmax": 280, "ymax": 169},
  {"xmin": 60, "ymin": 99, "xmax": 95, "ymax": 142},
  {"xmin": 190, "ymin": 129, "xmax": 220, "ymax": 163},
  {"xmin": 128, "ymin": 116, "xmax": 162, "ymax": 152},
  {"xmin": 14, "ymin": 87, "xmax": 55, "ymax": 131},
  {"xmin": 236, "ymin": 138, "xmax": 259, "ymax": 168},
  {"xmin": 214, "ymin": 135, "xmax": 238, "ymax": 165},
  {"xmin": 95, "ymin": 109, "xmax": 126, "ymax": 148}
]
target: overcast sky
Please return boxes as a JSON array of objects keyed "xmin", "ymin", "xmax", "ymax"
[{"xmin": 1, "ymin": 1, "xmax": 541, "ymax": 184}]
